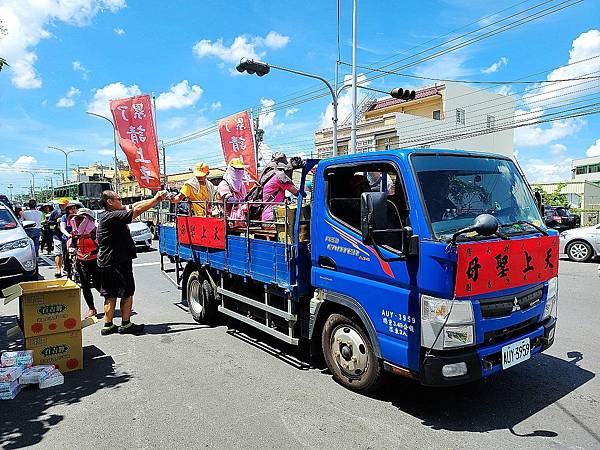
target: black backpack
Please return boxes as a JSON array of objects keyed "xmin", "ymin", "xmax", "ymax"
[{"xmin": 245, "ymin": 169, "xmax": 277, "ymax": 221}]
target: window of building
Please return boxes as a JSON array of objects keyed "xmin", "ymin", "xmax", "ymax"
[
  {"xmin": 589, "ymin": 164, "xmax": 600, "ymax": 173},
  {"xmin": 326, "ymin": 162, "xmax": 409, "ymax": 252},
  {"xmin": 576, "ymin": 166, "xmax": 589, "ymax": 175},
  {"xmin": 456, "ymin": 108, "xmax": 465, "ymax": 125},
  {"xmin": 433, "ymin": 110, "xmax": 441, "ymax": 120},
  {"xmin": 487, "ymin": 115, "xmax": 495, "ymax": 129}
]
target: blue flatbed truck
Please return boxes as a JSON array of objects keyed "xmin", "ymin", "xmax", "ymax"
[{"xmin": 159, "ymin": 149, "xmax": 558, "ymax": 392}]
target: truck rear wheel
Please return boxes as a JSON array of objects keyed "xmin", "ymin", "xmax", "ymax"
[
  {"xmin": 321, "ymin": 313, "xmax": 383, "ymax": 393},
  {"xmin": 187, "ymin": 271, "xmax": 217, "ymax": 324}
]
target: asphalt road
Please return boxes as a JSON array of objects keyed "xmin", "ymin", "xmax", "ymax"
[{"xmin": 1, "ymin": 248, "xmax": 599, "ymax": 449}]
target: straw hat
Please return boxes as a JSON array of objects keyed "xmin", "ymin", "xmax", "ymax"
[
  {"xmin": 193, "ymin": 162, "xmax": 210, "ymax": 177},
  {"xmin": 228, "ymin": 158, "xmax": 245, "ymax": 169}
]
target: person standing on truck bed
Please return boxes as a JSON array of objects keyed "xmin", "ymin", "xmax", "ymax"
[
  {"xmin": 260, "ymin": 158, "xmax": 298, "ymax": 223},
  {"xmin": 171, "ymin": 161, "xmax": 216, "ymax": 217},
  {"xmin": 97, "ymin": 189, "xmax": 168, "ymax": 336},
  {"xmin": 216, "ymin": 158, "xmax": 248, "ymax": 227}
]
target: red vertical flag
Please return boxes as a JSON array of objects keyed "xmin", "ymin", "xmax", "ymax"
[
  {"xmin": 218, "ymin": 111, "xmax": 258, "ymax": 182},
  {"xmin": 110, "ymin": 95, "xmax": 161, "ymax": 191}
]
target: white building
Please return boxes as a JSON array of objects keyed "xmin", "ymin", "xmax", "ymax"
[
  {"xmin": 314, "ymin": 81, "xmax": 515, "ymax": 158},
  {"xmin": 571, "ymin": 155, "xmax": 600, "ymax": 182}
]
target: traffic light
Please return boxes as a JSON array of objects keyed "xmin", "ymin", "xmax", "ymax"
[
  {"xmin": 390, "ymin": 88, "xmax": 416, "ymax": 101},
  {"xmin": 236, "ymin": 58, "xmax": 271, "ymax": 77}
]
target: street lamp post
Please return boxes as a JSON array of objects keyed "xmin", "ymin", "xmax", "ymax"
[
  {"xmin": 86, "ymin": 111, "xmax": 120, "ymax": 192},
  {"xmin": 237, "ymin": 58, "xmax": 339, "ymax": 157},
  {"xmin": 47, "ymin": 146, "xmax": 84, "ymax": 184},
  {"xmin": 7, "ymin": 184, "xmax": 13, "ymax": 203}
]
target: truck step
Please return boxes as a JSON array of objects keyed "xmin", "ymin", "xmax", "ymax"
[
  {"xmin": 218, "ymin": 306, "xmax": 299, "ymax": 345},
  {"xmin": 217, "ymin": 287, "xmax": 297, "ymax": 322}
]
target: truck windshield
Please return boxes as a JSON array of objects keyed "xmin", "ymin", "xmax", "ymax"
[{"xmin": 412, "ymin": 154, "xmax": 544, "ymax": 240}]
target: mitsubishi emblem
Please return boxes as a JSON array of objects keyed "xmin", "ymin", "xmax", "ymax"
[{"xmin": 512, "ymin": 297, "xmax": 521, "ymax": 312}]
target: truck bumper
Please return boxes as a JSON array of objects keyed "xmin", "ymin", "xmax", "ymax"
[{"xmin": 418, "ymin": 317, "xmax": 556, "ymax": 387}]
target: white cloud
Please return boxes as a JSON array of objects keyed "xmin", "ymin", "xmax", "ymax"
[
  {"xmin": 211, "ymin": 101, "xmax": 222, "ymax": 111},
  {"xmin": 98, "ymin": 149, "xmax": 114, "ymax": 156},
  {"xmin": 113, "ymin": 27, "xmax": 125, "ymax": 35},
  {"xmin": 514, "ymin": 116, "xmax": 583, "ymax": 147},
  {"xmin": 515, "ymin": 30, "xmax": 600, "ymax": 148},
  {"xmin": 550, "ymin": 143, "xmax": 567, "ymax": 155},
  {"xmin": 193, "ymin": 31, "xmax": 290, "ymax": 73},
  {"xmin": 155, "ymin": 80, "xmax": 203, "ymax": 111},
  {"xmin": 494, "ymin": 85, "xmax": 514, "ymax": 96},
  {"xmin": 255, "ymin": 31, "xmax": 290, "ymax": 49},
  {"xmin": 88, "ymin": 82, "xmax": 141, "ymax": 117},
  {"xmin": 56, "ymin": 86, "xmax": 81, "ymax": 108},
  {"xmin": 285, "ymin": 107, "xmax": 299, "ymax": 117},
  {"xmin": 9, "ymin": 155, "xmax": 37, "ymax": 170},
  {"xmin": 162, "ymin": 117, "xmax": 188, "ymax": 132},
  {"xmin": 259, "ymin": 98, "xmax": 276, "ymax": 129},
  {"xmin": 320, "ymin": 74, "xmax": 369, "ymax": 129},
  {"xmin": 481, "ymin": 57, "xmax": 508, "ymax": 74},
  {"xmin": 524, "ymin": 157, "xmax": 572, "ymax": 182},
  {"xmin": 72, "ymin": 60, "xmax": 90, "ymax": 79},
  {"xmin": 586, "ymin": 138, "xmax": 600, "ymax": 157},
  {"xmin": 413, "ymin": 53, "xmax": 471, "ymax": 79},
  {"xmin": 0, "ymin": 0, "xmax": 125, "ymax": 89}
]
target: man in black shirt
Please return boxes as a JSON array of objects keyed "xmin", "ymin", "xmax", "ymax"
[{"xmin": 97, "ymin": 189, "xmax": 168, "ymax": 335}]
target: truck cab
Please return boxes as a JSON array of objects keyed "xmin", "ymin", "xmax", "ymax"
[{"xmin": 160, "ymin": 149, "xmax": 558, "ymax": 392}]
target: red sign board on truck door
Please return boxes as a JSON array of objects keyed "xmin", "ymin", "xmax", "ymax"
[
  {"xmin": 454, "ymin": 235, "xmax": 559, "ymax": 297},
  {"xmin": 177, "ymin": 216, "xmax": 226, "ymax": 250}
]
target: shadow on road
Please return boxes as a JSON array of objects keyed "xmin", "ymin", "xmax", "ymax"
[
  {"xmin": 0, "ymin": 315, "xmax": 131, "ymax": 449},
  {"xmin": 144, "ymin": 322, "xmax": 211, "ymax": 335},
  {"xmin": 368, "ymin": 352, "xmax": 595, "ymax": 441}
]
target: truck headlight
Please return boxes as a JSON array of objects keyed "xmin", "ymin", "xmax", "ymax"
[
  {"xmin": 543, "ymin": 277, "xmax": 558, "ymax": 320},
  {"xmin": 0, "ymin": 238, "xmax": 30, "ymax": 253},
  {"xmin": 421, "ymin": 295, "xmax": 474, "ymax": 350}
]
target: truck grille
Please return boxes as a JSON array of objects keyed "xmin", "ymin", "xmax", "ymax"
[
  {"xmin": 483, "ymin": 317, "xmax": 538, "ymax": 345},
  {"xmin": 479, "ymin": 287, "xmax": 543, "ymax": 318}
]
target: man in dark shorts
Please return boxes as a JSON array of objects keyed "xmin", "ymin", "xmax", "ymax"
[{"xmin": 97, "ymin": 189, "xmax": 168, "ymax": 335}]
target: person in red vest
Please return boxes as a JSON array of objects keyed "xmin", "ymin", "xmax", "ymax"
[{"xmin": 69, "ymin": 208, "xmax": 100, "ymax": 318}]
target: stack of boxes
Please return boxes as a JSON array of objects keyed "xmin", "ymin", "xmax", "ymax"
[{"xmin": 2, "ymin": 279, "xmax": 84, "ymax": 373}]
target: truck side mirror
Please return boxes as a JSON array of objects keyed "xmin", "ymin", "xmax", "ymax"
[{"xmin": 360, "ymin": 192, "xmax": 387, "ymax": 244}]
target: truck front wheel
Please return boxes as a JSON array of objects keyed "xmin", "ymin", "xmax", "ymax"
[
  {"xmin": 321, "ymin": 313, "xmax": 383, "ymax": 393},
  {"xmin": 186, "ymin": 271, "xmax": 218, "ymax": 324}
]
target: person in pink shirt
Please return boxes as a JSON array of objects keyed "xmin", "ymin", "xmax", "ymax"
[{"xmin": 260, "ymin": 160, "xmax": 298, "ymax": 223}]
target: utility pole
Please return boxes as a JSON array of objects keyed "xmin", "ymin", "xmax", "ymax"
[
  {"xmin": 7, "ymin": 184, "xmax": 13, "ymax": 202},
  {"xmin": 350, "ymin": 0, "xmax": 358, "ymax": 154},
  {"xmin": 86, "ymin": 112, "xmax": 119, "ymax": 192}
]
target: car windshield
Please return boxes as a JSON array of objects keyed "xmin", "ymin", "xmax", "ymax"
[
  {"xmin": 0, "ymin": 210, "xmax": 18, "ymax": 231},
  {"xmin": 555, "ymin": 207, "xmax": 571, "ymax": 217},
  {"xmin": 412, "ymin": 154, "xmax": 544, "ymax": 240}
]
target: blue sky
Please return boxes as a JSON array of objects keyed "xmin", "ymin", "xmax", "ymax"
[{"xmin": 0, "ymin": 0, "xmax": 599, "ymax": 195}]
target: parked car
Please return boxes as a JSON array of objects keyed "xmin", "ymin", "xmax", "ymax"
[
  {"xmin": 559, "ymin": 224, "xmax": 600, "ymax": 262},
  {"xmin": 544, "ymin": 206, "xmax": 579, "ymax": 231},
  {"xmin": 94, "ymin": 211, "xmax": 153, "ymax": 251},
  {"xmin": 0, "ymin": 203, "xmax": 37, "ymax": 289}
]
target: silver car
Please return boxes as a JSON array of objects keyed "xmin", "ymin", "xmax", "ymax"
[
  {"xmin": 559, "ymin": 224, "xmax": 600, "ymax": 262},
  {"xmin": 0, "ymin": 204, "xmax": 38, "ymax": 288}
]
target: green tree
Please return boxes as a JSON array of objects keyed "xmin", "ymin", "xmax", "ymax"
[{"xmin": 533, "ymin": 183, "xmax": 570, "ymax": 207}]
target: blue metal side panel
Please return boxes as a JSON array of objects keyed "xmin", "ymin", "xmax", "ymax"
[
  {"xmin": 227, "ymin": 236, "xmax": 249, "ymax": 274},
  {"xmin": 250, "ymin": 240, "xmax": 277, "ymax": 284},
  {"xmin": 275, "ymin": 245, "xmax": 291, "ymax": 287},
  {"xmin": 208, "ymin": 248, "xmax": 226, "ymax": 270},
  {"xmin": 178, "ymin": 243, "xmax": 192, "ymax": 260},
  {"xmin": 159, "ymin": 225, "xmax": 178, "ymax": 257},
  {"xmin": 193, "ymin": 247, "xmax": 208, "ymax": 265}
]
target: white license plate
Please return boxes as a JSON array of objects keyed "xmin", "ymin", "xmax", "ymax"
[{"xmin": 501, "ymin": 338, "xmax": 531, "ymax": 370}]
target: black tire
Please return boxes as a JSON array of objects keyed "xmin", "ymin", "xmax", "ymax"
[
  {"xmin": 321, "ymin": 313, "xmax": 384, "ymax": 393},
  {"xmin": 186, "ymin": 271, "xmax": 218, "ymax": 324},
  {"xmin": 566, "ymin": 240, "xmax": 593, "ymax": 262}
]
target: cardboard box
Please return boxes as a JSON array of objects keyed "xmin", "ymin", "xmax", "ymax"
[
  {"xmin": 15, "ymin": 279, "xmax": 81, "ymax": 338},
  {"xmin": 25, "ymin": 330, "xmax": 83, "ymax": 373},
  {"xmin": 273, "ymin": 204, "xmax": 310, "ymax": 244}
]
